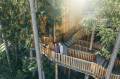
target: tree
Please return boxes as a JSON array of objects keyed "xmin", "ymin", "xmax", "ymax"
[
  {"xmin": 29, "ymin": 0, "xmax": 44, "ymax": 79},
  {"xmin": 106, "ymin": 32, "xmax": 120, "ymax": 79}
]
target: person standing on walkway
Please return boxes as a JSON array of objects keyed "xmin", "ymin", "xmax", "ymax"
[
  {"xmin": 54, "ymin": 42, "xmax": 60, "ymax": 53},
  {"xmin": 59, "ymin": 42, "xmax": 63, "ymax": 54}
]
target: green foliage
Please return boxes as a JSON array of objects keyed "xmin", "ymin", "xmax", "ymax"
[
  {"xmin": 97, "ymin": 0, "xmax": 120, "ymax": 58},
  {"xmin": 0, "ymin": 0, "xmax": 61, "ymax": 79}
]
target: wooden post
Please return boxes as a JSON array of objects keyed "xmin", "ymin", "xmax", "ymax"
[
  {"xmin": 84, "ymin": 74, "xmax": 89, "ymax": 79},
  {"xmin": 89, "ymin": 25, "xmax": 96, "ymax": 50},
  {"xmin": 68, "ymin": 69, "xmax": 71, "ymax": 79},
  {"xmin": 55, "ymin": 63, "xmax": 58, "ymax": 79},
  {"xmin": 29, "ymin": 0, "xmax": 44, "ymax": 79}
]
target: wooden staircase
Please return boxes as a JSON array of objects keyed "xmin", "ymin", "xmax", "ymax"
[{"xmin": 64, "ymin": 27, "xmax": 88, "ymax": 47}]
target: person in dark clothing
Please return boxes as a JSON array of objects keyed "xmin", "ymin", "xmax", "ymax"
[{"xmin": 54, "ymin": 43, "xmax": 60, "ymax": 53}]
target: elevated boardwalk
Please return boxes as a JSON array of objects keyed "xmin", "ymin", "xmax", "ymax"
[
  {"xmin": 1, "ymin": 40, "xmax": 120, "ymax": 79},
  {"xmin": 42, "ymin": 47, "xmax": 120, "ymax": 79}
]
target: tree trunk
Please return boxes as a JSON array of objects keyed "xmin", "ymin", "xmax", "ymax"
[
  {"xmin": 105, "ymin": 32, "xmax": 120, "ymax": 79},
  {"xmin": 89, "ymin": 25, "xmax": 96, "ymax": 50},
  {"xmin": 29, "ymin": 0, "xmax": 44, "ymax": 79},
  {"xmin": 87, "ymin": 26, "xmax": 96, "ymax": 79}
]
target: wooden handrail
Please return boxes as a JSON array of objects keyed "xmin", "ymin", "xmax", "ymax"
[
  {"xmin": 41, "ymin": 47, "xmax": 120, "ymax": 79},
  {"xmin": 68, "ymin": 48, "xmax": 96, "ymax": 62},
  {"xmin": 75, "ymin": 40, "xmax": 102, "ymax": 50},
  {"xmin": 71, "ymin": 44, "xmax": 96, "ymax": 52},
  {"xmin": 68, "ymin": 48, "xmax": 120, "ymax": 66}
]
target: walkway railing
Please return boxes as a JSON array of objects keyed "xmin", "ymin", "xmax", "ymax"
[
  {"xmin": 71, "ymin": 44, "xmax": 96, "ymax": 52},
  {"xmin": 68, "ymin": 48, "xmax": 96, "ymax": 62},
  {"xmin": 41, "ymin": 47, "xmax": 120, "ymax": 79},
  {"xmin": 75, "ymin": 40, "xmax": 102, "ymax": 50},
  {"xmin": 68, "ymin": 48, "xmax": 120, "ymax": 66}
]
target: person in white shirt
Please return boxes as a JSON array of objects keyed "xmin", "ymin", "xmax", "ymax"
[{"xmin": 59, "ymin": 42, "xmax": 64, "ymax": 54}]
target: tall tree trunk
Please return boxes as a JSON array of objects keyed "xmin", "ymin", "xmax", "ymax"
[
  {"xmin": 29, "ymin": 0, "xmax": 44, "ymax": 79},
  {"xmin": 85, "ymin": 26, "xmax": 96, "ymax": 79},
  {"xmin": 105, "ymin": 32, "xmax": 120, "ymax": 79},
  {"xmin": 89, "ymin": 25, "xmax": 96, "ymax": 50}
]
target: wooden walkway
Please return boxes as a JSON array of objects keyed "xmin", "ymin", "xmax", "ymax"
[
  {"xmin": 1, "ymin": 42, "xmax": 120, "ymax": 79},
  {"xmin": 42, "ymin": 47, "xmax": 120, "ymax": 79},
  {"xmin": 68, "ymin": 48, "xmax": 120, "ymax": 66}
]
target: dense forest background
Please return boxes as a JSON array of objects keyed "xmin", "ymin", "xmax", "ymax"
[{"xmin": 0, "ymin": 0, "xmax": 120, "ymax": 79}]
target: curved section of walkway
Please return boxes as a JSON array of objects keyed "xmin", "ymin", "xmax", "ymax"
[
  {"xmin": 74, "ymin": 40, "xmax": 102, "ymax": 50},
  {"xmin": 68, "ymin": 48, "xmax": 96, "ymax": 62},
  {"xmin": 68, "ymin": 48, "xmax": 120, "ymax": 66},
  {"xmin": 42, "ymin": 47, "xmax": 120, "ymax": 79}
]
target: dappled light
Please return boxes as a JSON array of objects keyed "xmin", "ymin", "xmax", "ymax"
[{"xmin": 0, "ymin": 0, "xmax": 120, "ymax": 79}]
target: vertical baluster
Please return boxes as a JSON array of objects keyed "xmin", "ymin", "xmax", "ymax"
[
  {"xmin": 86, "ymin": 63, "xmax": 89, "ymax": 72},
  {"xmin": 89, "ymin": 55, "xmax": 91, "ymax": 61},
  {"xmin": 71, "ymin": 57, "xmax": 72, "ymax": 66},
  {"xmin": 62, "ymin": 54, "xmax": 64, "ymax": 64},
  {"xmin": 85, "ymin": 62, "xmax": 88, "ymax": 72},
  {"xmin": 78, "ymin": 51, "xmax": 80, "ymax": 59},
  {"xmin": 58, "ymin": 53, "xmax": 62, "ymax": 63},
  {"xmin": 83, "ymin": 61, "xmax": 86, "ymax": 71},
  {"xmin": 94, "ymin": 64, "xmax": 97, "ymax": 76},
  {"xmin": 64, "ymin": 55, "xmax": 65, "ymax": 64},
  {"xmin": 97, "ymin": 64, "xmax": 99, "ymax": 77},
  {"xmin": 81, "ymin": 52, "xmax": 83, "ymax": 59},
  {"xmin": 71, "ymin": 57, "xmax": 73, "ymax": 66},
  {"xmin": 64, "ymin": 55, "xmax": 66, "ymax": 65},
  {"xmin": 75, "ymin": 50, "xmax": 77, "ymax": 58},
  {"xmin": 65, "ymin": 55, "xmax": 67, "ymax": 65},
  {"xmin": 69, "ymin": 56, "xmax": 70, "ymax": 66},
  {"xmin": 55, "ymin": 53, "xmax": 58, "ymax": 62},
  {"xmin": 78, "ymin": 59, "xmax": 81, "ymax": 70},
  {"xmin": 92, "ymin": 55, "xmax": 94, "ymax": 62},
  {"xmin": 95, "ymin": 64, "xmax": 98, "ymax": 76},
  {"xmin": 69, "ymin": 56, "xmax": 71, "ymax": 66},
  {"xmin": 89, "ymin": 63, "xmax": 91, "ymax": 73},
  {"xmin": 83, "ymin": 53, "xmax": 85, "ymax": 60},
  {"xmin": 73, "ymin": 49, "xmax": 74, "ymax": 57},
  {"xmin": 61, "ymin": 54, "xmax": 63, "ymax": 64},
  {"xmin": 99, "ymin": 66, "xmax": 102, "ymax": 77},
  {"xmin": 82, "ymin": 61, "xmax": 84, "ymax": 71},
  {"xmin": 68, "ymin": 56, "xmax": 70, "ymax": 66},
  {"xmin": 56, "ymin": 53, "xmax": 58, "ymax": 62},
  {"xmin": 76, "ymin": 58, "xmax": 78, "ymax": 68},
  {"xmin": 74, "ymin": 57, "xmax": 76, "ymax": 67},
  {"xmin": 72, "ymin": 57, "xmax": 74, "ymax": 67},
  {"xmin": 51, "ymin": 51, "xmax": 54, "ymax": 60},
  {"xmin": 91, "ymin": 63, "xmax": 95, "ymax": 75}
]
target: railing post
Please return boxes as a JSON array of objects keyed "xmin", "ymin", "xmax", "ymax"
[{"xmin": 68, "ymin": 69, "xmax": 71, "ymax": 79}]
